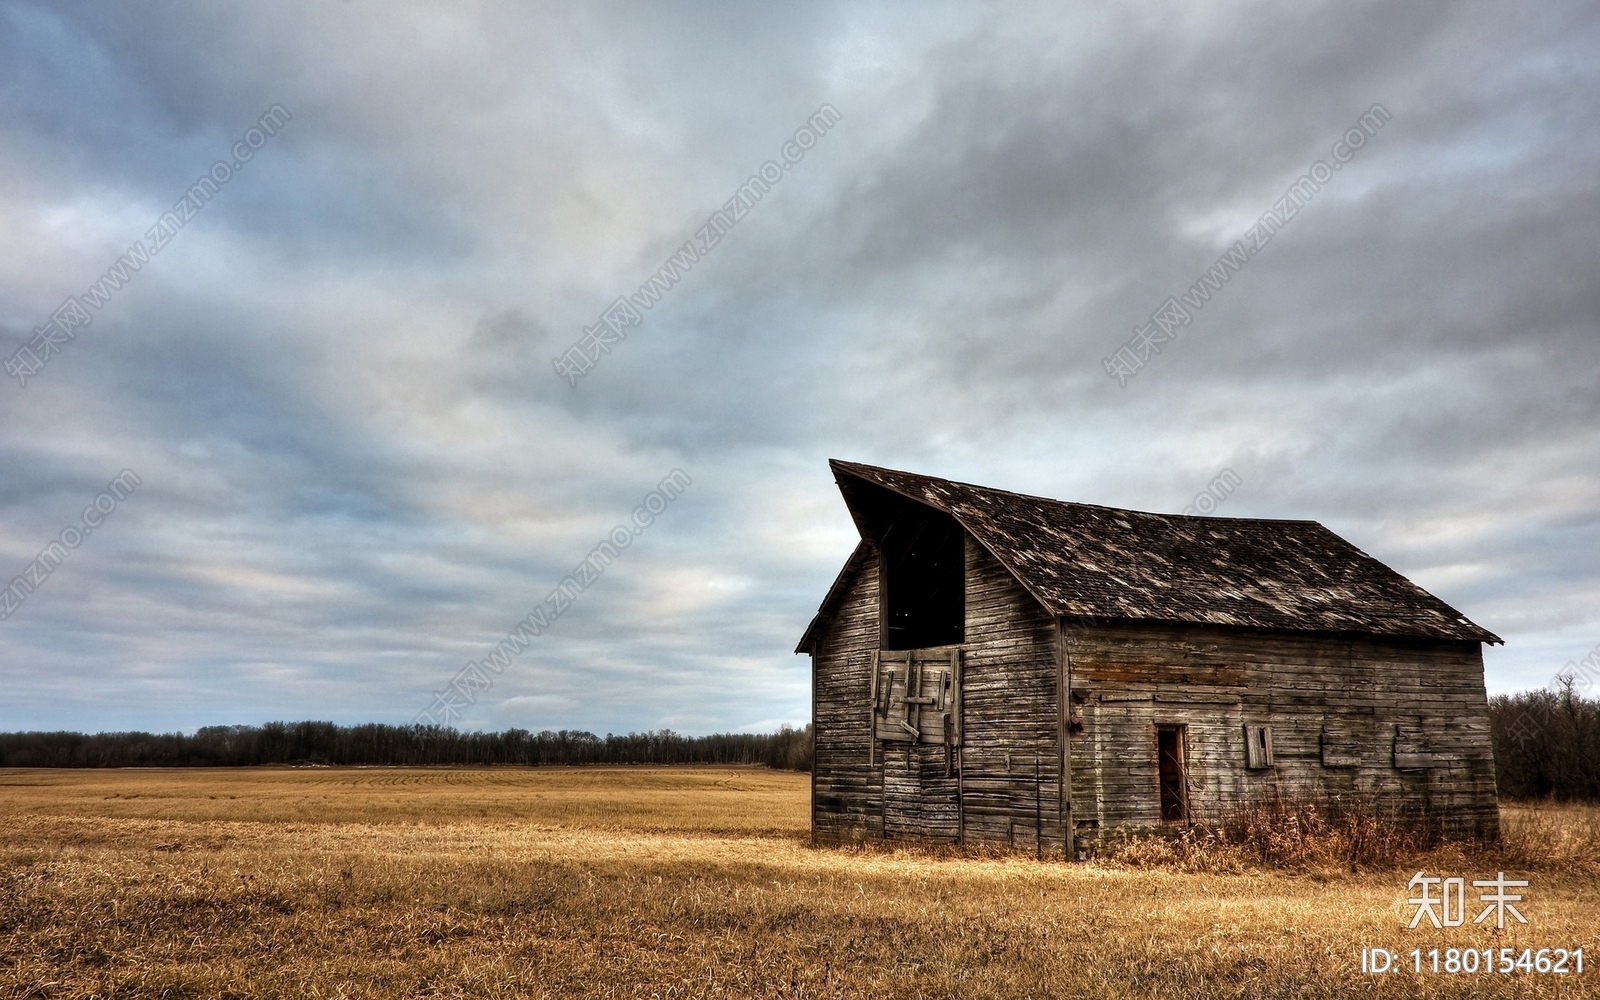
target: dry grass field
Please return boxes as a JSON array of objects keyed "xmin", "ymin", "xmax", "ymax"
[{"xmin": 1, "ymin": 767, "xmax": 1595, "ymax": 999}]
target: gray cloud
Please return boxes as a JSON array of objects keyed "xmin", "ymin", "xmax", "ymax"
[{"xmin": 2, "ymin": 0, "xmax": 1597, "ymax": 734}]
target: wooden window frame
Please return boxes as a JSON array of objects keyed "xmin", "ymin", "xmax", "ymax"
[
  {"xmin": 1244, "ymin": 724, "xmax": 1274, "ymax": 770},
  {"xmin": 1155, "ymin": 723, "xmax": 1189, "ymax": 824}
]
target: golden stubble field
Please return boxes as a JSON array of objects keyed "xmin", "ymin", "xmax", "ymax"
[{"xmin": 0, "ymin": 767, "xmax": 1595, "ymax": 999}]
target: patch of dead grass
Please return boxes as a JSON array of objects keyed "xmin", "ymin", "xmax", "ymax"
[{"xmin": 0, "ymin": 768, "xmax": 1594, "ymax": 998}]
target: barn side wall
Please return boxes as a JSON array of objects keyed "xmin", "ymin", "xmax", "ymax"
[
  {"xmin": 809, "ymin": 535, "xmax": 1065, "ymax": 851},
  {"xmin": 1063, "ymin": 621, "xmax": 1499, "ymax": 842}
]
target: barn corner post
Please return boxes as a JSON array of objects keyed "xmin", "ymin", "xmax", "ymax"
[{"xmin": 1056, "ymin": 617, "xmax": 1075, "ymax": 862}]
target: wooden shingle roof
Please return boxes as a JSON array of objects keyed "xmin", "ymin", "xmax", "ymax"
[{"xmin": 797, "ymin": 460, "xmax": 1500, "ymax": 652}]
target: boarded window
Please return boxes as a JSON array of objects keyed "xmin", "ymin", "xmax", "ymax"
[
  {"xmin": 1320, "ymin": 723, "xmax": 1360, "ymax": 767},
  {"xmin": 872, "ymin": 648, "xmax": 961, "ymax": 748},
  {"xmin": 1392, "ymin": 722, "xmax": 1435, "ymax": 770},
  {"xmin": 1244, "ymin": 724, "xmax": 1274, "ymax": 769}
]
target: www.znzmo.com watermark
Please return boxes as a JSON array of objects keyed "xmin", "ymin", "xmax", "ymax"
[
  {"xmin": 415, "ymin": 470, "xmax": 692, "ymax": 726},
  {"xmin": 6, "ymin": 106, "xmax": 291, "ymax": 389},
  {"xmin": 1, "ymin": 470, "xmax": 142, "ymax": 622},
  {"xmin": 553, "ymin": 104, "xmax": 841, "ymax": 385},
  {"xmin": 1182, "ymin": 469, "xmax": 1241, "ymax": 515},
  {"xmin": 1104, "ymin": 104, "xmax": 1391, "ymax": 387},
  {"xmin": 1503, "ymin": 638, "xmax": 1600, "ymax": 745}
]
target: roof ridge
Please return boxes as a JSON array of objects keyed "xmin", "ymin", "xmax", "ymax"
[
  {"xmin": 816, "ymin": 458, "xmax": 1500, "ymax": 646},
  {"xmin": 830, "ymin": 458, "xmax": 1320, "ymax": 525}
]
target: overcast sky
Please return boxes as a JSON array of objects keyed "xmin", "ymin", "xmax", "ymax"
[{"xmin": 2, "ymin": 1, "xmax": 1597, "ymax": 735}]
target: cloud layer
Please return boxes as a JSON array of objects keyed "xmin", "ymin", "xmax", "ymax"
[{"xmin": 2, "ymin": 0, "xmax": 1597, "ymax": 733}]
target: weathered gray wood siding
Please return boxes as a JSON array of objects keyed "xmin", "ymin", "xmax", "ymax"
[
  {"xmin": 959, "ymin": 536, "xmax": 1065, "ymax": 853},
  {"xmin": 811, "ymin": 548, "xmax": 882, "ymax": 842},
  {"xmin": 1062, "ymin": 621, "xmax": 1498, "ymax": 841},
  {"xmin": 810, "ymin": 534, "xmax": 1066, "ymax": 850},
  {"xmin": 882, "ymin": 741, "xmax": 961, "ymax": 841}
]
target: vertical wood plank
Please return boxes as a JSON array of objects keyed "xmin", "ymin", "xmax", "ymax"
[
  {"xmin": 1057, "ymin": 619, "xmax": 1075, "ymax": 860},
  {"xmin": 868, "ymin": 649, "xmax": 879, "ymax": 768}
]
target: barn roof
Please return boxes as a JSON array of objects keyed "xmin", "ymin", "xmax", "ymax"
[{"xmin": 796, "ymin": 460, "xmax": 1500, "ymax": 652}]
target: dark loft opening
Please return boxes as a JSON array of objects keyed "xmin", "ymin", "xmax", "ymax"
[
  {"xmin": 880, "ymin": 505, "xmax": 964, "ymax": 650},
  {"xmin": 1157, "ymin": 726, "xmax": 1187, "ymax": 823}
]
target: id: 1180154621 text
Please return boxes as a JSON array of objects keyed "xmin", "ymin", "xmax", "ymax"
[{"xmin": 1362, "ymin": 947, "xmax": 1583, "ymax": 976}]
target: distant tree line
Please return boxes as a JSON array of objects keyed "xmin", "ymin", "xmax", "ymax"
[
  {"xmin": 13, "ymin": 690, "xmax": 1590, "ymax": 798},
  {"xmin": 0, "ymin": 722, "xmax": 813, "ymax": 771},
  {"xmin": 1489, "ymin": 684, "xmax": 1599, "ymax": 801}
]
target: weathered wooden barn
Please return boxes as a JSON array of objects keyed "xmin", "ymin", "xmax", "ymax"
[{"xmin": 797, "ymin": 460, "xmax": 1502, "ymax": 857}]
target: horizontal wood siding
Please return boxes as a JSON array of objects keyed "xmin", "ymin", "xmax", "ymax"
[
  {"xmin": 813, "ymin": 542, "xmax": 1495, "ymax": 850},
  {"xmin": 810, "ymin": 534, "xmax": 1064, "ymax": 850},
  {"xmin": 811, "ymin": 547, "xmax": 882, "ymax": 842},
  {"xmin": 959, "ymin": 537, "xmax": 1064, "ymax": 853},
  {"xmin": 883, "ymin": 742, "xmax": 960, "ymax": 841},
  {"xmin": 1062, "ymin": 621, "xmax": 1498, "ymax": 841}
]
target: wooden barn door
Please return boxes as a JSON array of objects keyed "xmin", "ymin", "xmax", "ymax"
[{"xmin": 873, "ymin": 648, "xmax": 962, "ymax": 841}]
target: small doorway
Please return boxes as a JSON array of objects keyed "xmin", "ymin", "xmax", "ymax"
[{"xmin": 1156, "ymin": 726, "xmax": 1187, "ymax": 823}]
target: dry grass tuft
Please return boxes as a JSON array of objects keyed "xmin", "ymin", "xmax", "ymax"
[
  {"xmin": 1097, "ymin": 794, "xmax": 1600, "ymax": 880},
  {"xmin": 1497, "ymin": 801, "xmax": 1600, "ymax": 873},
  {"xmin": 1100, "ymin": 794, "xmax": 1443, "ymax": 874}
]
